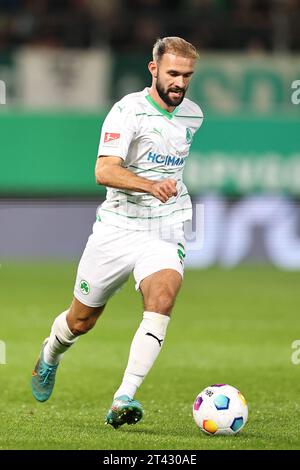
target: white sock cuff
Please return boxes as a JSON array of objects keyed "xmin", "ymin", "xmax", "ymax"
[
  {"xmin": 52, "ymin": 310, "xmax": 77, "ymax": 344},
  {"xmin": 143, "ymin": 311, "xmax": 170, "ymax": 337}
]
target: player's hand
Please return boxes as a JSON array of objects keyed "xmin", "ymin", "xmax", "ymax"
[{"xmin": 150, "ymin": 178, "xmax": 177, "ymax": 203}]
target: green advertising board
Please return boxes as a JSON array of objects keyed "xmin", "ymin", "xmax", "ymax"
[
  {"xmin": 0, "ymin": 110, "xmax": 299, "ymax": 197},
  {"xmin": 112, "ymin": 53, "xmax": 300, "ymax": 115},
  {"xmin": 185, "ymin": 114, "xmax": 300, "ymax": 196},
  {"xmin": 0, "ymin": 110, "xmax": 103, "ymax": 196}
]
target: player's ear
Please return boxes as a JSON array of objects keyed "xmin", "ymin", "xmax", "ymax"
[{"xmin": 148, "ymin": 61, "xmax": 158, "ymax": 79}]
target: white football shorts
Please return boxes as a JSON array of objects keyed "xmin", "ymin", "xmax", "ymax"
[{"xmin": 74, "ymin": 220, "xmax": 185, "ymax": 307}]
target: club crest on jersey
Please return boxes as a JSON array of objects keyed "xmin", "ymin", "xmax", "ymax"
[
  {"xmin": 186, "ymin": 128, "xmax": 193, "ymax": 144},
  {"xmin": 80, "ymin": 280, "xmax": 90, "ymax": 295},
  {"xmin": 103, "ymin": 132, "xmax": 120, "ymax": 147}
]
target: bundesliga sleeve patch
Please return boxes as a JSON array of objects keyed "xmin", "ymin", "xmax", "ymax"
[{"xmin": 103, "ymin": 132, "xmax": 121, "ymax": 147}]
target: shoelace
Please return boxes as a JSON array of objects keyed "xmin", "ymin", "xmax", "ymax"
[{"xmin": 40, "ymin": 364, "xmax": 57, "ymax": 385}]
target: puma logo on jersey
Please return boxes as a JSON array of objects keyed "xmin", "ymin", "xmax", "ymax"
[
  {"xmin": 146, "ymin": 332, "xmax": 163, "ymax": 347},
  {"xmin": 151, "ymin": 127, "xmax": 164, "ymax": 138}
]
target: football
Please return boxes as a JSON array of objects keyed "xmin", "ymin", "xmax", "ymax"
[{"xmin": 193, "ymin": 384, "xmax": 248, "ymax": 435}]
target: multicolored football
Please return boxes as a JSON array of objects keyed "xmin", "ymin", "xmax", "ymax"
[{"xmin": 193, "ymin": 384, "xmax": 248, "ymax": 435}]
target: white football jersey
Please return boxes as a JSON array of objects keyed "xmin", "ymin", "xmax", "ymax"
[{"xmin": 97, "ymin": 87, "xmax": 203, "ymax": 230}]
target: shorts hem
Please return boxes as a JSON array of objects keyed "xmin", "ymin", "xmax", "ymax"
[
  {"xmin": 134, "ymin": 265, "xmax": 184, "ymax": 291},
  {"xmin": 73, "ymin": 292, "xmax": 107, "ymax": 308}
]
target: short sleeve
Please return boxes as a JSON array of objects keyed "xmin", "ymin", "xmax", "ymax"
[
  {"xmin": 193, "ymin": 104, "xmax": 204, "ymax": 134},
  {"xmin": 97, "ymin": 103, "xmax": 137, "ymax": 160}
]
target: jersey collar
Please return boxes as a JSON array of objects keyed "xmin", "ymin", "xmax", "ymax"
[{"xmin": 144, "ymin": 89, "xmax": 179, "ymax": 120}]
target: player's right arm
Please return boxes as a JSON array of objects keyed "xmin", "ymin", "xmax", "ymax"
[
  {"xmin": 96, "ymin": 101, "xmax": 177, "ymax": 203},
  {"xmin": 95, "ymin": 156, "xmax": 177, "ymax": 203}
]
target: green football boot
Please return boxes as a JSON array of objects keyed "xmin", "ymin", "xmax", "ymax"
[
  {"xmin": 31, "ymin": 339, "xmax": 59, "ymax": 402},
  {"xmin": 105, "ymin": 395, "xmax": 144, "ymax": 429}
]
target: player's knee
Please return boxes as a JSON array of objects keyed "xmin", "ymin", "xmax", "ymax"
[
  {"xmin": 159, "ymin": 297, "xmax": 175, "ymax": 315},
  {"xmin": 67, "ymin": 301, "xmax": 104, "ymax": 336},
  {"xmin": 150, "ymin": 291, "xmax": 175, "ymax": 315},
  {"xmin": 69, "ymin": 317, "xmax": 96, "ymax": 336}
]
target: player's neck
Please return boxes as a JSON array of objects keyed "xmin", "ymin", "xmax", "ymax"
[{"xmin": 148, "ymin": 86, "xmax": 176, "ymax": 113}]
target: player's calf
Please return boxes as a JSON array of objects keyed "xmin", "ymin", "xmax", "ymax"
[{"xmin": 31, "ymin": 300, "xmax": 104, "ymax": 402}]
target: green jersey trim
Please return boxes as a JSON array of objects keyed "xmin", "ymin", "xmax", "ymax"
[
  {"xmin": 175, "ymin": 115, "xmax": 203, "ymax": 119},
  {"xmin": 116, "ymin": 192, "xmax": 189, "ymax": 208},
  {"xmin": 145, "ymin": 94, "xmax": 178, "ymax": 120},
  {"xmin": 128, "ymin": 164, "xmax": 178, "ymax": 175},
  {"xmin": 135, "ymin": 113, "xmax": 163, "ymax": 117},
  {"xmin": 100, "ymin": 206, "xmax": 191, "ymax": 220}
]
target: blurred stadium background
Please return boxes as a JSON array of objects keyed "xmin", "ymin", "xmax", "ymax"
[
  {"xmin": 0, "ymin": 0, "xmax": 300, "ymax": 266},
  {"xmin": 1, "ymin": 0, "xmax": 300, "ymax": 450}
]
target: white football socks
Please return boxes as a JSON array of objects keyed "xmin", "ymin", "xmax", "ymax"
[
  {"xmin": 43, "ymin": 311, "xmax": 78, "ymax": 365},
  {"xmin": 114, "ymin": 311, "xmax": 170, "ymax": 400}
]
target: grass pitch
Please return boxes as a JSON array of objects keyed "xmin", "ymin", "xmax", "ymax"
[{"xmin": 0, "ymin": 263, "xmax": 299, "ymax": 450}]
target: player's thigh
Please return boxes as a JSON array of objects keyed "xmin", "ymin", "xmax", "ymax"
[
  {"xmin": 140, "ymin": 269, "xmax": 182, "ymax": 315},
  {"xmin": 133, "ymin": 235, "xmax": 184, "ymax": 315},
  {"xmin": 133, "ymin": 236, "xmax": 184, "ymax": 291},
  {"xmin": 74, "ymin": 222, "xmax": 134, "ymax": 308}
]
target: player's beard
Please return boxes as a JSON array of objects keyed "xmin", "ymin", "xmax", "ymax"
[{"xmin": 156, "ymin": 75, "xmax": 186, "ymax": 107}]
